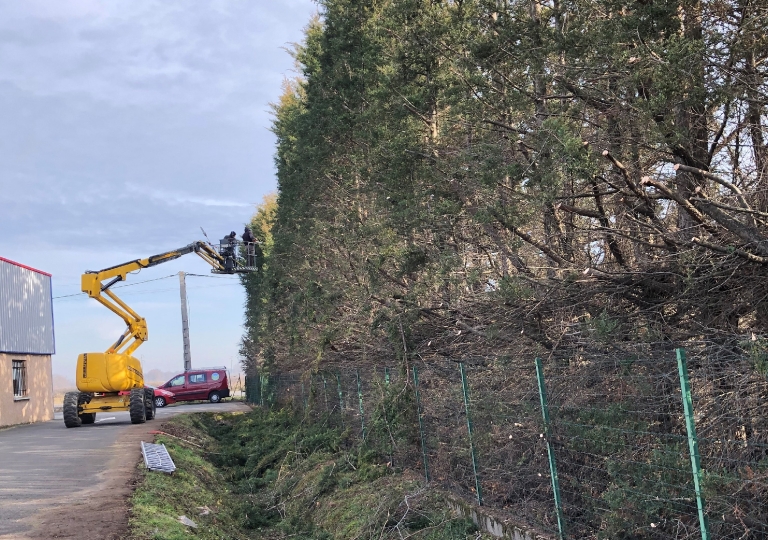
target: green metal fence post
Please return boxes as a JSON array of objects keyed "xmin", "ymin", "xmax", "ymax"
[
  {"xmin": 535, "ymin": 358, "xmax": 565, "ymax": 540},
  {"xmin": 381, "ymin": 367, "xmax": 393, "ymax": 463},
  {"xmin": 459, "ymin": 362, "xmax": 483, "ymax": 506},
  {"xmin": 676, "ymin": 348, "xmax": 710, "ymax": 540},
  {"xmin": 273, "ymin": 376, "xmax": 279, "ymax": 407},
  {"xmin": 254, "ymin": 373, "xmax": 261, "ymax": 405},
  {"xmin": 246, "ymin": 375, "xmax": 259, "ymax": 405},
  {"xmin": 273, "ymin": 374, "xmax": 279, "ymax": 407},
  {"xmin": 336, "ymin": 373, "xmax": 344, "ymax": 424},
  {"xmin": 356, "ymin": 369, "xmax": 366, "ymax": 441},
  {"xmin": 412, "ymin": 366, "xmax": 430, "ymax": 482},
  {"xmin": 256, "ymin": 373, "xmax": 262, "ymax": 405}
]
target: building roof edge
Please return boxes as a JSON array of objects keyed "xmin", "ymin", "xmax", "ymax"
[{"xmin": 0, "ymin": 257, "xmax": 52, "ymax": 277}]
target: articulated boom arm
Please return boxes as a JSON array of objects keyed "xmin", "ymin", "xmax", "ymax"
[{"xmin": 81, "ymin": 241, "xmax": 231, "ymax": 356}]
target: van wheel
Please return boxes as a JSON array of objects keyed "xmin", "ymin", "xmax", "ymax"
[
  {"xmin": 154, "ymin": 396, "xmax": 167, "ymax": 408},
  {"xmin": 209, "ymin": 391, "xmax": 221, "ymax": 403}
]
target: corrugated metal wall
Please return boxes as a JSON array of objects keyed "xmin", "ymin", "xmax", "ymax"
[{"xmin": 0, "ymin": 259, "xmax": 55, "ymax": 354}]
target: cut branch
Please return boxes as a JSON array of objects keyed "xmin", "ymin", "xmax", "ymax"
[
  {"xmin": 640, "ymin": 176, "xmax": 715, "ymax": 232},
  {"xmin": 602, "ymin": 150, "xmax": 657, "ymax": 220},
  {"xmin": 692, "ymin": 237, "xmax": 768, "ymax": 264},
  {"xmin": 692, "ymin": 201, "xmax": 768, "ymax": 257},
  {"xmin": 673, "ymin": 163, "xmax": 752, "ymax": 211},
  {"xmin": 491, "ymin": 211, "xmax": 568, "ymax": 266},
  {"xmin": 689, "ymin": 197, "xmax": 768, "ymax": 220},
  {"xmin": 555, "ymin": 203, "xmax": 603, "ymax": 220}
]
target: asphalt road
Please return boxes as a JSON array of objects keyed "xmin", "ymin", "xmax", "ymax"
[{"xmin": 0, "ymin": 401, "xmax": 250, "ymax": 539}]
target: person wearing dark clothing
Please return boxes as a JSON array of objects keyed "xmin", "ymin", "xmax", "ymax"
[
  {"xmin": 242, "ymin": 227, "xmax": 256, "ymax": 267},
  {"xmin": 221, "ymin": 231, "xmax": 238, "ymax": 270}
]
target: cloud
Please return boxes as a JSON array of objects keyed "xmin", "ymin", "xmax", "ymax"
[
  {"xmin": 0, "ymin": 1, "xmax": 314, "ymax": 111},
  {"xmin": 1, "ymin": 0, "xmax": 108, "ymax": 20},
  {"xmin": 130, "ymin": 184, "xmax": 255, "ymax": 208},
  {"xmin": 0, "ymin": 1, "xmax": 317, "ymax": 377}
]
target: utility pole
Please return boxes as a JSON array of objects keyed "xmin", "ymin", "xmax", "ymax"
[{"xmin": 179, "ymin": 271, "xmax": 191, "ymax": 371}]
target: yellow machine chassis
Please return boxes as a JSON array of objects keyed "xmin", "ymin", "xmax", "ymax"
[{"xmin": 80, "ymin": 393, "xmax": 131, "ymax": 414}]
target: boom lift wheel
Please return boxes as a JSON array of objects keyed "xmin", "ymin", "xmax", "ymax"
[
  {"xmin": 129, "ymin": 388, "xmax": 147, "ymax": 424},
  {"xmin": 144, "ymin": 388, "xmax": 156, "ymax": 420},
  {"xmin": 63, "ymin": 391, "xmax": 82, "ymax": 428},
  {"xmin": 78, "ymin": 392, "xmax": 95, "ymax": 424}
]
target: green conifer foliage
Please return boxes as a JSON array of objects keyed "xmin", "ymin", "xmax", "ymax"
[{"xmin": 241, "ymin": 1, "xmax": 768, "ymax": 534}]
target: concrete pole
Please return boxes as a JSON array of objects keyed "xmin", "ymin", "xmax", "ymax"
[{"xmin": 179, "ymin": 271, "xmax": 191, "ymax": 371}]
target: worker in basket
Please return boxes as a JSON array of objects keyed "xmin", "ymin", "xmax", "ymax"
[
  {"xmin": 221, "ymin": 231, "xmax": 238, "ymax": 271},
  {"xmin": 242, "ymin": 226, "xmax": 255, "ymax": 266},
  {"xmin": 242, "ymin": 226, "xmax": 264, "ymax": 271}
]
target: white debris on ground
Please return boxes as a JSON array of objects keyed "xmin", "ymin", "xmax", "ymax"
[{"xmin": 178, "ymin": 516, "xmax": 198, "ymax": 528}]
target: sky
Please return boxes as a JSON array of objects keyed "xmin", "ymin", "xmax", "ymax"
[{"xmin": 0, "ymin": 0, "xmax": 317, "ymax": 382}]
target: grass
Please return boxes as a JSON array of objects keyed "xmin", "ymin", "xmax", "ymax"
[
  {"xmin": 129, "ymin": 413, "xmax": 251, "ymax": 540},
  {"xmin": 128, "ymin": 408, "xmax": 491, "ymax": 539}
]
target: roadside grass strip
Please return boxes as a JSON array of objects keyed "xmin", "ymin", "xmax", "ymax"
[
  {"xmin": 129, "ymin": 415, "xmax": 247, "ymax": 540},
  {"xmin": 129, "ymin": 409, "xmax": 490, "ymax": 539}
]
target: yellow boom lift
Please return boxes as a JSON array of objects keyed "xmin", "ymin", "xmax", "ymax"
[{"xmin": 64, "ymin": 239, "xmax": 255, "ymax": 427}]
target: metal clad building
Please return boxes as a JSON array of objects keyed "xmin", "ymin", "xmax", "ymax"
[
  {"xmin": 0, "ymin": 257, "xmax": 55, "ymax": 354},
  {"xmin": 0, "ymin": 257, "xmax": 55, "ymax": 427}
]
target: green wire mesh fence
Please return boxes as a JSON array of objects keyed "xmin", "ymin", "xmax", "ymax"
[
  {"xmin": 542, "ymin": 346, "xmax": 701, "ymax": 539},
  {"xmin": 244, "ymin": 340, "xmax": 767, "ymax": 540}
]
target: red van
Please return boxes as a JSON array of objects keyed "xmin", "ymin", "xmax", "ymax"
[{"xmin": 154, "ymin": 367, "xmax": 230, "ymax": 407}]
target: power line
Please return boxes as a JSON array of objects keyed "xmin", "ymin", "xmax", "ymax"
[
  {"xmin": 106, "ymin": 282, "xmax": 241, "ymax": 297},
  {"xmin": 52, "ymin": 271, "xmax": 242, "ymax": 300},
  {"xmin": 53, "ymin": 280, "xmax": 243, "ymax": 301},
  {"xmin": 185, "ymin": 273, "xmax": 241, "ymax": 279},
  {"xmin": 52, "ymin": 274, "xmax": 177, "ymax": 299}
]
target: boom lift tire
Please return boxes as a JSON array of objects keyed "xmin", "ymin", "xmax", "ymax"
[
  {"xmin": 144, "ymin": 388, "xmax": 156, "ymax": 420},
  {"xmin": 63, "ymin": 391, "xmax": 82, "ymax": 428},
  {"xmin": 78, "ymin": 392, "xmax": 95, "ymax": 424},
  {"xmin": 129, "ymin": 388, "xmax": 147, "ymax": 424}
]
